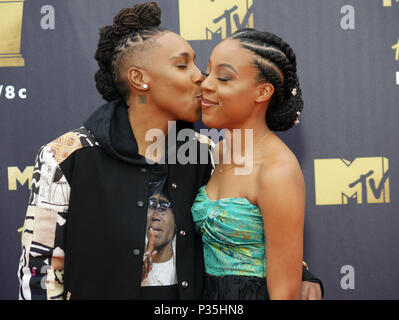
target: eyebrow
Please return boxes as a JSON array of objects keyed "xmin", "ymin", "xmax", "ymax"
[
  {"xmin": 170, "ymin": 52, "xmax": 196, "ymax": 61},
  {"xmin": 217, "ymin": 63, "xmax": 237, "ymax": 74}
]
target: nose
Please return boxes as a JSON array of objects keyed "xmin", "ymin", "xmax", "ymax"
[
  {"xmin": 192, "ymin": 64, "xmax": 203, "ymax": 85},
  {"xmin": 200, "ymin": 72, "xmax": 215, "ymax": 93},
  {"xmin": 148, "ymin": 206, "xmax": 161, "ymax": 218},
  {"xmin": 198, "ymin": 72, "xmax": 205, "ymax": 84}
]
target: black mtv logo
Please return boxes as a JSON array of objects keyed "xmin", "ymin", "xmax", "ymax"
[{"xmin": 345, "ymin": 170, "xmax": 390, "ymax": 204}]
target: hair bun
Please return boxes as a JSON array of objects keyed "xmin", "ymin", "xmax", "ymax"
[
  {"xmin": 113, "ymin": 2, "xmax": 161, "ymax": 36},
  {"xmin": 95, "ymin": 26, "xmax": 116, "ymax": 70},
  {"xmin": 267, "ymin": 90, "xmax": 303, "ymax": 131},
  {"xmin": 95, "ymin": 69, "xmax": 120, "ymax": 102}
]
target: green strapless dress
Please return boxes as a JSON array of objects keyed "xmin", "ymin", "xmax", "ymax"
[{"xmin": 191, "ymin": 185, "xmax": 269, "ymax": 300}]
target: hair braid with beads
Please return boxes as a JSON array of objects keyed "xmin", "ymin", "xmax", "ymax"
[
  {"xmin": 94, "ymin": 2, "xmax": 167, "ymax": 102},
  {"xmin": 230, "ymin": 28, "xmax": 303, "ymax": 131}
]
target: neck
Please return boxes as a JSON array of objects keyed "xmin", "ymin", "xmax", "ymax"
[
  {"xmin": 153, "ymin": 241, "xmax": 174, "ymax": 263},
  {"xmin": 222, "ymin": 119, "xmax": 272, "ymax": 166},
  {"xmin": 127, "ymin": 95, "xmax": 176, "ymax": 161}
]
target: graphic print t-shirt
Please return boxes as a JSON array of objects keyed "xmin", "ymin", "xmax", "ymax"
[{"xmin": 140, "ymin": 163, "xmax": 178, "ymax": 299}]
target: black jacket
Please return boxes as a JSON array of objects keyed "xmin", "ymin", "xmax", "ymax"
[
  {"xmin": 18, "ymin": 99, "xmax": 322, "ymax": 300},
  {"xmin": 63, "ymin": 100, "xmax": 213, "ymax": 299}
]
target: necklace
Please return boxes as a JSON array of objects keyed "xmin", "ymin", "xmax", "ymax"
[{"xmin": 217, "ymin": 131, "xmax": 271, "ymax": 173}]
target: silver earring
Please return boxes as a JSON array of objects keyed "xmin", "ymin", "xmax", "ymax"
[{"xmin": 142, "ymin": 84, "xmax": 148, "ymax": 89}]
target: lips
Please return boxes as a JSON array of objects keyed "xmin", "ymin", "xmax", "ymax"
[
  {"xmin": 201, "ymin": 97, "xmax": 218, "ymax": 109},
  {"xmin": 149, "ymin": 226, "xmax": 163, "ymax": 234}
]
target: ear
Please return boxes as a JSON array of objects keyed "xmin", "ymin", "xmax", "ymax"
[
  {"xmin": 255, "ymin": 83, "xmax": 274, "ymax": 103},
  {"xmin": 127, "ymin": 66, "xmax": 150, "ymax": 91}
]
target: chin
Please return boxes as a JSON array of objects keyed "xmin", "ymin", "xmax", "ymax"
[
  {"xmin": 201, "ymin": 114, "xmax": 223, "ymax": 129},
  {"xmin": 182, "ymin": 108, "xmax": 201, "ymax": 123}
]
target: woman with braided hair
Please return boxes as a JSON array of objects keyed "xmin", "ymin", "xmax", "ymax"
[
  {"xmin": 191, "ymin": 29, "xmax": 320, "ymax": 299},
  {"xmin": 17, "ymin": 2, "xmax": 211, "ymax": 300}
]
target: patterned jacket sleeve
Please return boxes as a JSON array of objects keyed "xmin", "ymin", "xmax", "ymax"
[{"xmin": 17, "ymin": 144, "xmax": 70, "ymax": 300}]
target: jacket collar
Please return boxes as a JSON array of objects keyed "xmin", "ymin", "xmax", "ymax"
[{"xmin": 84, "ymin": 99, "xmax": 195, "ymax": 165}]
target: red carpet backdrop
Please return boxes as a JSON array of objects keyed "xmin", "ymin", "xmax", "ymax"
[{"xmin": 1, "ymin": 0, "xmax": 398, "ymax": 299}]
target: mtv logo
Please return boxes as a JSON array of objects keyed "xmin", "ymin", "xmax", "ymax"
[
  {"xmin": 392, "ymin": 39, "xmax": 399, "ymax": 61},
  {"xmin": 179, "ymin": 0, "xmax": 254, "ymax": 41},
  {"xmin": 383, "ymin": 0, "xmax": 399, "ymax": 7},
  {"xmin": 8, "ymin": 166, "xmax": 33, "ymax": 190},
  {"xmin": 314, "ymin": 157, "xmax": 390, "ymax": 205}
]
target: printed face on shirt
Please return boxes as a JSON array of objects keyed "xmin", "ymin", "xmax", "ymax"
[{"xmin": 146, "ymin": 193, "xmax": 175, "ymax": 255}]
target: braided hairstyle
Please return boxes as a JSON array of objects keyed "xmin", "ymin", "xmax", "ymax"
[
  {"xmin": 230, "ymin": 28, "xmax": 303, "ymax": 131},
  {"xmin": 94, "ymin": 2, "xmax": 167, "ymax": 102}
]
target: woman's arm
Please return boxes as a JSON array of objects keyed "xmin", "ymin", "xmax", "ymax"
[
  {"xmin": 18, "ymin": 145, "xmax": 69, "ymax": 300},
  {"xmin": 257, "ymin": 157, "xmax": 305, "ymax": 300}
]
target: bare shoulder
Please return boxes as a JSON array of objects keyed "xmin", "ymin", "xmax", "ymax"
[
  {"xmin": 255, "ymin": 139, "xmax": 305, "ymax": 214},
  {"xmin": 257, "ymin": 140, "xmax": 304, "ymax": 191}
]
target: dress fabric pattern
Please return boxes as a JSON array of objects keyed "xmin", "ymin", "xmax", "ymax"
[{"xmin": 191, "ymin": 185, "xmax": 266, "ymax": 278}]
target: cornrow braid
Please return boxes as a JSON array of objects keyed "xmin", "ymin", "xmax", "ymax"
[
  {"xmin": 111, "ymin": 26, "xmax": 166, "ymax": 100},
  {"xmin": 94, "ymin": 2, "xmax": 166, "ymax": 102},
  {"xmin": 230, "ymin": 28, "xmax": 303, "ymax": 131}
]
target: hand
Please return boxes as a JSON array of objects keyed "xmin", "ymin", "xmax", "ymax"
[
  {"xmin": 300, "ymin": 281, "xmax": 322, "ymax": 300},
  {"xmin": 141, "ymin": 228, "xmax": 157, "ymax": 282}
]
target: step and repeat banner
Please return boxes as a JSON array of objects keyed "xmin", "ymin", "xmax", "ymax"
[{"xmin": 1, "ymin": 0, "xmax": 398, "ymax": 299}]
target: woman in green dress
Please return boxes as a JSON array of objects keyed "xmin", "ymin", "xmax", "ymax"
[{"xmin": 192, "ymin": 28, "xmax": 308, "ymax": 300}]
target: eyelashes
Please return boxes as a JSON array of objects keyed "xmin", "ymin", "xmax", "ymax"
[{"xmin": 201, "ymin": 71, "xmax": 229, "ymax": 82}]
